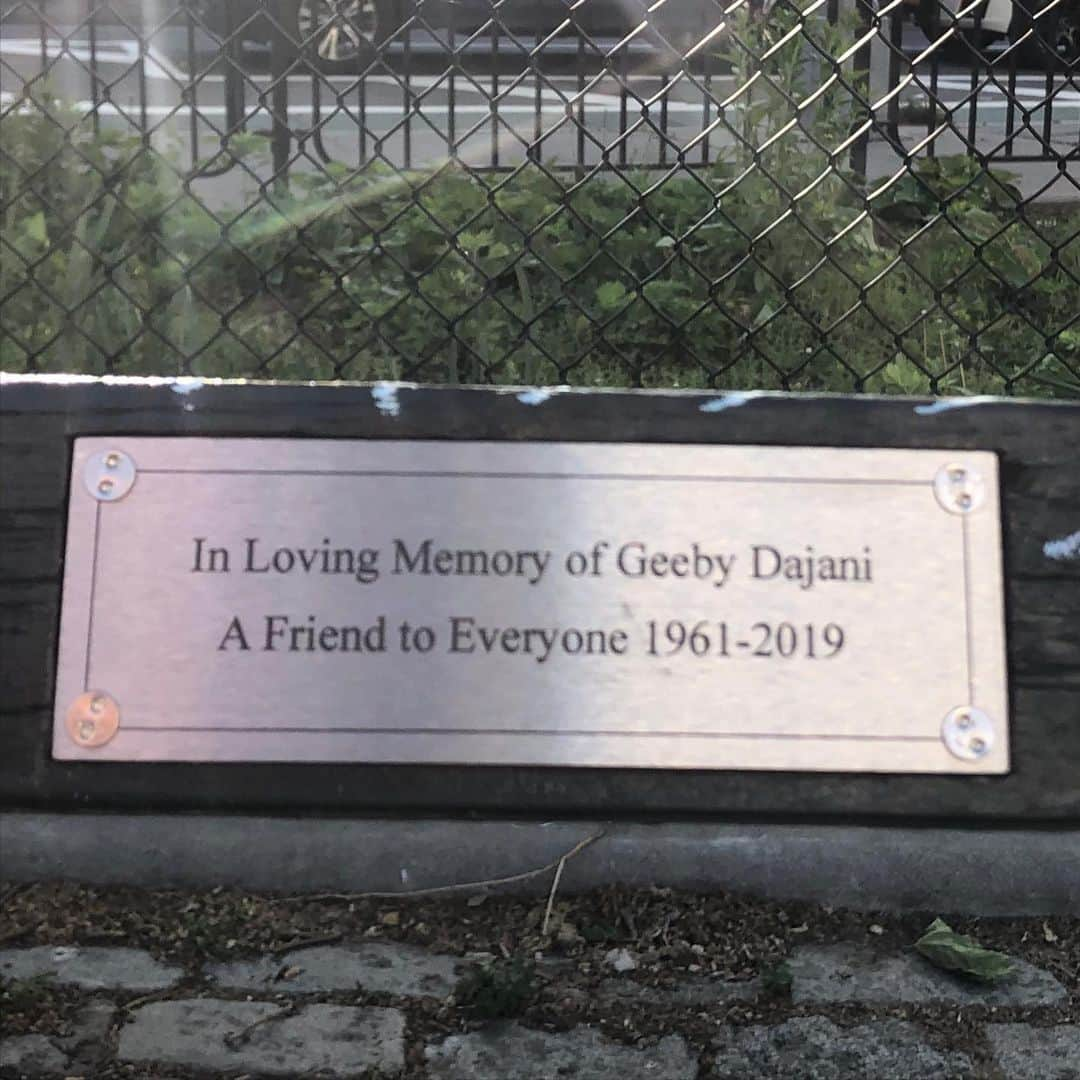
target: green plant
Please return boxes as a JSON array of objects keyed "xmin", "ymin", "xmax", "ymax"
[
  {"xmin": 454, "ymin": 957, "xmax": 536, "ymax": 1019},
  {"xmin": 2, "ymin": 87, "xmax": 1077, "ymax": 397},
  {"xmin": 760, "ymin": 960, "xmax": 794, "ymax": 997},
  {"xmin": 0, "ymin": 973, "xmax": 57, "ymax": 1012}
]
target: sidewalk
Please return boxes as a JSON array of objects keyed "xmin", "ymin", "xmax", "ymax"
[{"xmin": 1, "ymin": 882, "xmax": 1076, "ymax": 1078}]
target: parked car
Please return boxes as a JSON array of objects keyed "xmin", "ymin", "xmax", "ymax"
[
  {"xmin": 196, "ymin": 0, "xmax": 711, "ymax": 70},
  {"xmin": 913, "ymin": 0, "xmax": 1080, "ymax": 66}
]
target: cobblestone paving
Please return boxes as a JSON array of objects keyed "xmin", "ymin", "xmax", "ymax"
[{"xmin": 1, "ymin": 940, "xmax": 1076, "ymax": 1078}]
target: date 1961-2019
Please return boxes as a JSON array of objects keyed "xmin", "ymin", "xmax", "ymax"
[
  {"xmin": 646, "ymin": 620, "xmax": 845, "ymax": 659},
  {"xmin": 216, "ymin": 614, "xmax": 847, "ymax": 661}
]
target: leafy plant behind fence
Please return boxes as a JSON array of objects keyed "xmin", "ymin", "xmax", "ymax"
[{"xmin": 2, "ymin": 2, "xmax": 1078, "ymax": 399}]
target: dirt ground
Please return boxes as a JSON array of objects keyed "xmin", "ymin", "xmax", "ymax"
[{"xmin": 1, "ymin": 881, "xmax": 1076, "ymax": 1078}]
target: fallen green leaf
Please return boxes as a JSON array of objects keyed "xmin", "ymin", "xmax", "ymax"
[{"xmin": 915, "ymin": 918, "xmax": 1016, "ymax": 983}]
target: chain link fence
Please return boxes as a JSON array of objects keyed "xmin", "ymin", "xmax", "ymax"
[{"xmin": 1, "ymin": 0, "xmax": 1077, "ymax": 394}]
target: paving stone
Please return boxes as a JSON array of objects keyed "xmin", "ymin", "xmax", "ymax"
[
  {"xmin": 0, "ymin": 945, "xmax": 182, "ymax": 993},
  {"xmin": 0, "ymin": 1035, "xmax": 69, "ymax": 1077},
  {"xmin": 209, "ymin": 941, "xmax": 462, "ymax": 998},
  {"xmin": 789, "ymin": 944, "xmax": 1067, "ymax": 1007},
  {"xmin": 710, "ymin": 1016, "xmax": 973, "ymax": 1080},
  {"xmin": 57, "ymin": 998, "xmax": 116, "ymax": 1065},
  {"xmin": 987, "ymin": 1023, "xmax": 1080, "ymax": 1079},
  {"xmin": 425, "ymin": 1023, "xmax": 697, "ymax": 1079},
  {"xmin": 117, "ymin": 998, "xmax": 405, "ymax": 1077}
]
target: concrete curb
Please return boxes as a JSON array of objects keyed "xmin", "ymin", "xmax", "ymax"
[{"xmin": 2, "ymin": 813, "xmax": 1078, "ymax": 915}]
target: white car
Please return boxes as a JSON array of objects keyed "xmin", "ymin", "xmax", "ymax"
[{"xmin": 915, "ymin": 0, "xmax": 1080, "ymax": 64}]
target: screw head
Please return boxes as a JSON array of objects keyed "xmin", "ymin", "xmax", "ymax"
[
  {"xmin": 66, "ymin": 691, "xmax": 120, "ymax": 748},
  {"xmin": 83, "ymin": 449, "xmax": 136, "ymax": 502},
  {"xmin": 933, "ymin": 462, "xmax": 986, "ymax": 515},
  {"xmin": 942, "ymin": 706, "xmax": 995, "ymax": 761}
]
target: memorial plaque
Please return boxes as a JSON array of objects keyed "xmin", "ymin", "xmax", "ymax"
[{"xmin": 53, "ymin": 437, "xmax": 1009, "ymax": 773}]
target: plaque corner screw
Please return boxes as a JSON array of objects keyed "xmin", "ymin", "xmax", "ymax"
[
  {"xmin": 84, "ymin": 449, "xmax": 137, "ymax": 502},
  {"xmin": 942, "ymin": 705, "xmax": 994, "ymax": 761},
  {"xmin": 66, "ymin": 691, "xmax": 120, "ymax": 748},
  {"xmin": 933, "ymin": 463, "xmax": 985, "ymax": 515}
]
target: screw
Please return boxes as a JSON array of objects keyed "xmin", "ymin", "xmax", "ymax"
[
  {"xmin": 956, "ymin": 712, "xmax": 972, "ymax": 729},
  {"xmin": 97, "ymin": 477, "xmax": 114, "ymax": 495},
  {"xmin": 67, "ymin": 691, "xmax": 119, "ymax": 749},
  {"xmin": 934, "ymin": 463, "xmax": 984, "ymax": 516},
  {"xmin": 105, "ymin": 452, "xmax": 121, "ymax": 469},
  {"xmin": 970, "ymin": 736, "xmax": 986, "ymax": 755}
]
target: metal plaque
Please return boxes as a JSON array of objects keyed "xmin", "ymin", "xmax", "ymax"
[{"xmin": 54, "ymin": 438, "xmax": 1009, "ymax": 773}]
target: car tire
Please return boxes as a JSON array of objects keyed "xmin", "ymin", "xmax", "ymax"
[
  {"xmin": 287, "ymin": 0, "xmax": 401, "ymax": 71},
  {"xmin": 915, "ymin": 2, "xmax": 996, "ymax": 60},
  {"xmin": 1010, "ymin": 0, "xmax": 1080, "ymax": 68}
]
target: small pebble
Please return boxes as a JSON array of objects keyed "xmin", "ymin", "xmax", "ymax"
[{"xmin": 604, "ymin": 948, "xmax": 639, "ymax": 973}]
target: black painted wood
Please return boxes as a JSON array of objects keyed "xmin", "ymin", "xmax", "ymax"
[{"xmin": 1, "ymin": 378, "xmax": 1078, "ymax": 821}]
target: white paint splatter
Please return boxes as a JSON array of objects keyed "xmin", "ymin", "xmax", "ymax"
[
  {"xmin": 1043, "ymin": 531, "xmax": 1080, "ymax": 562},
  {"xmin": 170, "ymin": 378, "xmax": 205, "ymax": 396},
  {"xmin": 699, "ymin": 392, "xmax": 757, "ymax": 413},
  {"xmin": 516, "ymin": 387, "xmax": 566, "ymax": 406},
  {"xmin": 371, "ymin": 383, "xmax": 402, "ymax": 418},
  {"xmin": 400, "ymin": 867, "xmax": 410, "ymax": 886},
  {"xmin": 914, "ymin": 395, "xmax": 999, "ymax": 416}
]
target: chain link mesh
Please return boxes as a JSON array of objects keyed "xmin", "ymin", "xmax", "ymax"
[{"xmin": 1, "ymin": 0, "xmax": 1077, "ymax": 393}]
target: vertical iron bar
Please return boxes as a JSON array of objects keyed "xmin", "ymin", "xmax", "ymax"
[
  {"xmin": 619, "ymin": 41, "xmax": 629, "ymax": 168},
  {"xmin": 659, "ymin": 71, "xmax": 669, "ymax": 168},
  {"xmin": 270, "ymin": 0, "xmax": 291, "ymax": 183},
  {"xmin": 927, "ymin": 29, "xmax": 939, "ymax": 158},
  {"xmin": 885, "ymin": 8, "xmax": 902, "ymax": 145},
  {"xmin": 491, "ymin": 14, "xmax": 499, "ymax": 168},
  {"xmin": 826, "ymin": 0, "xmax": 839, "ymax": 175},
  {"xmin": 447, "ymin": 2, "xmax": 456, "ymax": 160},
  {"xmin": 311, "ymin": 62, "xmax": 321, "ymax": 160},
  {"xmin": 403, "ymin": 16, "xmax": 412, "ymax": 168},
  {"xmin": 1040, "ymin": 58, "xmax": 1054, "ymax": 151},
  {"xmin": 701, "ymin": 23, "xmax": 712, "ymax": 166},
  {"xmin": 966, "ymin": 15, "xmax": 981, "ymax": 150},
  {"xmin": 136, "ymin": 0, "xmax": 149, "ymax": 146},
  {"xmin": 38, "ymin": 0, "xmax": 47, "ymax": 73},
  {"xmin": 532, "ymin": 32, "xmax": 542, "ymax": 163},
  {"xmin": 1004, "ymin": 37, "xmax": 1018, "ymax": 157},
  {"xmin": 358, "ymin": 71, "xmax": 367, "ymax": 165},
  {"xmin": 223, "ymin": 0, "xmax": 244, "ymax": 136},
  {"xmin": 88, "ymin": 0, "xmax": 100, "ymax": 135},
  {"xmin": 185, "ymin": 0, "xmax": 197, "ymax": 165},
  {"xmin": 850, "ymin": 0, "xmax": 872, "ymax": 176},
  {"xmin": 576, "ymin": 32, "xmax": 586, "ymax": 174}
]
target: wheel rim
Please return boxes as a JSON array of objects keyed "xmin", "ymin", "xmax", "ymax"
[{"xmin": 297, "ymin": 0, "xmax": 377, "ymax": 62}]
